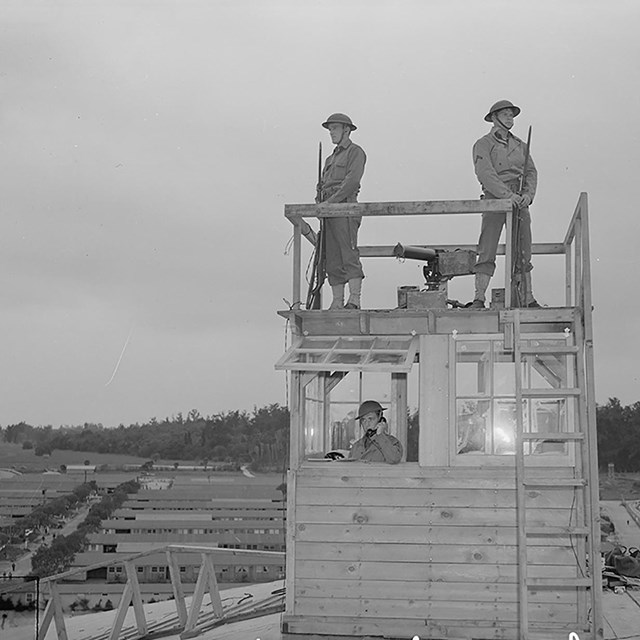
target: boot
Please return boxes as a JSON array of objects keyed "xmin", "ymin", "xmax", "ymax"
[
  {"xmin": 471, "ymin": 273, "xmax": 491, "ymax": 309},
  {"xmin": 523, "ymin": 272, "xmax": 541, "ymax": 308},
  {"xmin": 329, "ymin": 284, "xmax": 344, "ymax": 310},
  {"xmin": 345, "ymin": 277, "xmax": 363, "ymax": 309}
]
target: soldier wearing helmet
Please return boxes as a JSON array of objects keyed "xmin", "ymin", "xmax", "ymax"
[
  {"xmin": 317, "ymin": 113, "xmax": 367, "ymax": 310},
  {"xmin": 470, "ymin": 100, "xmax": 540, "ymax": 309},
  {"xmin": 348, "ymin": 400, "xmax": 403, "ymax": 464}
]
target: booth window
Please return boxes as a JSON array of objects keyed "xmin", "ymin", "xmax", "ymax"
[
  {"xmin": 276, "ymin": 335, "xmax": 419, "ymax": 464},
  {"xmin": 276, "ymin": 335, "xmax": 418, "ymax": 372},
  {"xmin": 454, "ymin": 335, "xmax": 577, "ymax": 457}
]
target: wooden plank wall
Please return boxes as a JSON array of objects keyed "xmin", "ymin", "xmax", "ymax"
[{"xmin": 285, "ymin": 465, "xmax": 587, "ymax": 640}]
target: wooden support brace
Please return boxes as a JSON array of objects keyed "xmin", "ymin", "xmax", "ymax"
[
  {"xmin": 182, "ymin": 553, "xmax": 210, "ymax": 636},
  {"xmin": 37, "ymin": 595, "xmax": 55, "ymax": 640},
  {"xmin": 108, "ymin": 580, "xmax": 133, "ymax": 640},
  {"xmin": 202, "ymin": 552, "xmax": 224, "ymax": 618},
  {"xmin": 50, "ymin": 582, "xmax": 69, "ymax": 640},
  {"xmin": 166, "ymin": 548, "xmax": 188, "ymax": 627},
  {"xmin": 125, "ymin": 560, "xmax": 148, "ymax": 637},
  {"xmin": 39, "ymin": 582, "xmax": 69, "ymax": 640}
]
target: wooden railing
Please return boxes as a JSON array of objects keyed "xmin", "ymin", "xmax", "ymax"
[
  {"xmin": 3, "ymin": 545, "xmax": 285, "ymax": 640},
  {"xmin": 285, "ymin": 196, "xmax": 591, "ymax": 311}
]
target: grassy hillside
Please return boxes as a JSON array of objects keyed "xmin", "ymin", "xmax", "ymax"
[{"xmin": 0, "ymin": 442, "xmax": 149, "ymax": 471}]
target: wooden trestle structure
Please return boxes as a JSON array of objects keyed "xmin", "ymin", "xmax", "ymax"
[{"xmin": 276, "ymin": 195, "xmax": 602, "ymax": 640}]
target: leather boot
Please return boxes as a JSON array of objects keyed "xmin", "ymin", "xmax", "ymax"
[
  {"xmin": 329, "ymin": 284, "xmax": 344, "ymax": 310},
  {"xmin": 523, "ymin": 272, "xmax": 540, "ymax": 307},
  {"xmin": 345, "ymin": 278, "xmax": 363, "ymax": 309},
  {"xmin": 472, "ymin": 273, "xmax": 491, "ymax": 308}
]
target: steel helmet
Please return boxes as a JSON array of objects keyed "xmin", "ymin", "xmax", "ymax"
[
  {"xmin": 322, "ymin": 112, "xmax": 357, "ymax": 131},
  {"xmin": 356, "ymin": 400, "xmax": 386, "ymax": 420},
  {"xmin": 484, "ymin": 99, "xmax": 521, "ymax": 122}
]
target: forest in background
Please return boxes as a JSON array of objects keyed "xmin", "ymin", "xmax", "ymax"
[{"xmin": 1, "ymin": 398, "xmax": 639, "ymax": 472}]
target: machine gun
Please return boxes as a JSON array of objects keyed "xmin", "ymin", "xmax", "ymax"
[{"xmin": 393, "ymin": 243, "xmax": 476, "ymax": 309}]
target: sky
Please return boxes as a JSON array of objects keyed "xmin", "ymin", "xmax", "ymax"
[{"xmin": 1, "ymin": 0, "xmax": 639, "ymax": 428}]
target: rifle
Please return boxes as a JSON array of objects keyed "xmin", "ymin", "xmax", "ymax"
[
  {"xmin": 518, "ymin": 126, "xmax": 532, "ymax": 196},
  {"xmin": 511, "ymin": 126, "xmax": 532, "ymax": 307},
  {"xmin": 306, "ymin": 142, "xmax": 326, "ymax": 309}
]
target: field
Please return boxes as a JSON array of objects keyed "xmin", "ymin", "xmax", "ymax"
[{"xmin": 0, "ymin": 442, "xmax": 158, "ymax": 472}]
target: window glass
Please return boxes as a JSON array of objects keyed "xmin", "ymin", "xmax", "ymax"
[
  {"xmin": 455, "ymin": 335, "xmax": 575, "ymax": 457},
  {"xmin": 300, "ymin": 369, "xmax": 410, "ymax": 461}
]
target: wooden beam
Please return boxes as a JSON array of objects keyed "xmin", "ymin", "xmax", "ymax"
[
  {"xmin": 359, "ymin": 242, "xmax": 565, "ymax": 258},
  {"xmin": 285, "ymin": 199, "xmax": 512, "ymax": 220}
]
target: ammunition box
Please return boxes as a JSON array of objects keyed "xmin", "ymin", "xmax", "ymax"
[
  {"xmin": 407, "ymin": 290, "xmax": 447, "ymax": 310},
  {"xmin": 438, "ymin": 250, "xmax": 476, "ymax": 277}
]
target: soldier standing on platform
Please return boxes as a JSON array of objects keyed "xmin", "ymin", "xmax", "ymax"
[
  {"xmin": 470, "ymin": 100, "xmax": 540, "ymax": 309},
  {"xmin": 317, "ymin": 113, "xmax": 366, "ymax": 310}
]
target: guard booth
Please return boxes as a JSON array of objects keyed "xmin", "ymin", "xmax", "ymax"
[{"xmin": 276, "ymin": 196, "xmax": 601, "ymax": 640}]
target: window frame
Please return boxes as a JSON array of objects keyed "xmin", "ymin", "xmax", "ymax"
[{"xmin": 449, "ymin": 332, "xmax": 578, "ymax": 467}]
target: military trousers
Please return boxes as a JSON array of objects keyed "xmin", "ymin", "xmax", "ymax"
[
  {"xmin": 324, "ymin": 216, "xmax": 365, "ymax": 286},
  {"xmin": 473, "ymin": 206, "xmax": 533, "ymax": 277}
]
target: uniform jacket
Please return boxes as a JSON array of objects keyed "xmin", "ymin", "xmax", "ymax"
[
  {"xmin": 473, "ymin": 127, "xmax": 537, "ymax": 201},
  {"xmin": 349, "ymin": 430, "xmax": 403, "ymax": 464},
  {"xmin": 320, "ymin": 139, "xmax": 366, "ymax": 203}
]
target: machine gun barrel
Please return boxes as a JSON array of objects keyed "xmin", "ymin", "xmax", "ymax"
[{"xmin": 393, "ymin": 243, "xmax": 437, "ymax": 262}]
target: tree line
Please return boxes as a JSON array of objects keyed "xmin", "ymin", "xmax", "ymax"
[
  {"xmin": 1, "ymin": 404, "xmax": 289, "ymax": 471},
  {"xmin": 1, "ymin": 399, "xmax": 640, "ymax": 471}
]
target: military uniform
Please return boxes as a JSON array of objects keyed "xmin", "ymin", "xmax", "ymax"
[
  {"xmin": 473, "ymin": 127, "xmax": 537, "ymax": 277},
  {"xmin": 320, "ymin": 138, "xmax": 366, "ymax": 286},
  {"xmin": 349, "ymin": 430, "xmax": 403, "ymax": 464}
]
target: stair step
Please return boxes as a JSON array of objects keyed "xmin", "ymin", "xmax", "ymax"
[
  {"xmin": 526, "ymin": 526, "xmax": 589, "ymax": 536},
  {"xmin": 527, "ymin": 577, "xmax": 592, "ymax": 588},
  {"xmin": 523, "ymin": 478, "xmax": 586, "ymax": 487}
]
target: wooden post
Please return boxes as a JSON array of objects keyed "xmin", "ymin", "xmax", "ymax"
[
  {"xmin": 290, "ymin": 372, "xmax": 302, "ymax": 469},
  {"xmin": 292, "ymin": 219, "xmax": 302, "ymax": 309},
  {"xmin": 285, "ymin": 468, "xmax": 297, "ymax": 617},
  {"xmin": 565, "ymin": 240, "xmax": 573, "ymax": 307},
  {"xmin": 505, "ymin": 206, "xmax": 513, "ymax": 308},
  {"xmin": 574, "ymin": 217, "xmax": 583, "ymax": 309},
  {"xmin": 512, "ymin": 310, "xmax": 529, "ymax": 640},
  {"xmin": 577, "ymin": 194, "xmax": 604, "ymax": 640},
  {"xmin": 392, "ymin": 373, "xmax": 408, "ymax": 461}
]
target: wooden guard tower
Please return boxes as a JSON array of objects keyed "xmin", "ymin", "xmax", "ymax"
[{"xmin": 276, "ymin": 195, "xmax": 601, "ymax": 640}]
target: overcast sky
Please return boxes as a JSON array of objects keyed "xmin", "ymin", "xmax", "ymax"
[{"xmin": 1, "ymin": 0, "xmax": 639, "ymax": 427}]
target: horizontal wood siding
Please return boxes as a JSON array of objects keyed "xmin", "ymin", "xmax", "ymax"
[{"xmin": 289, "ymin": 466, "xmax": 584, "ymax": 638}]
